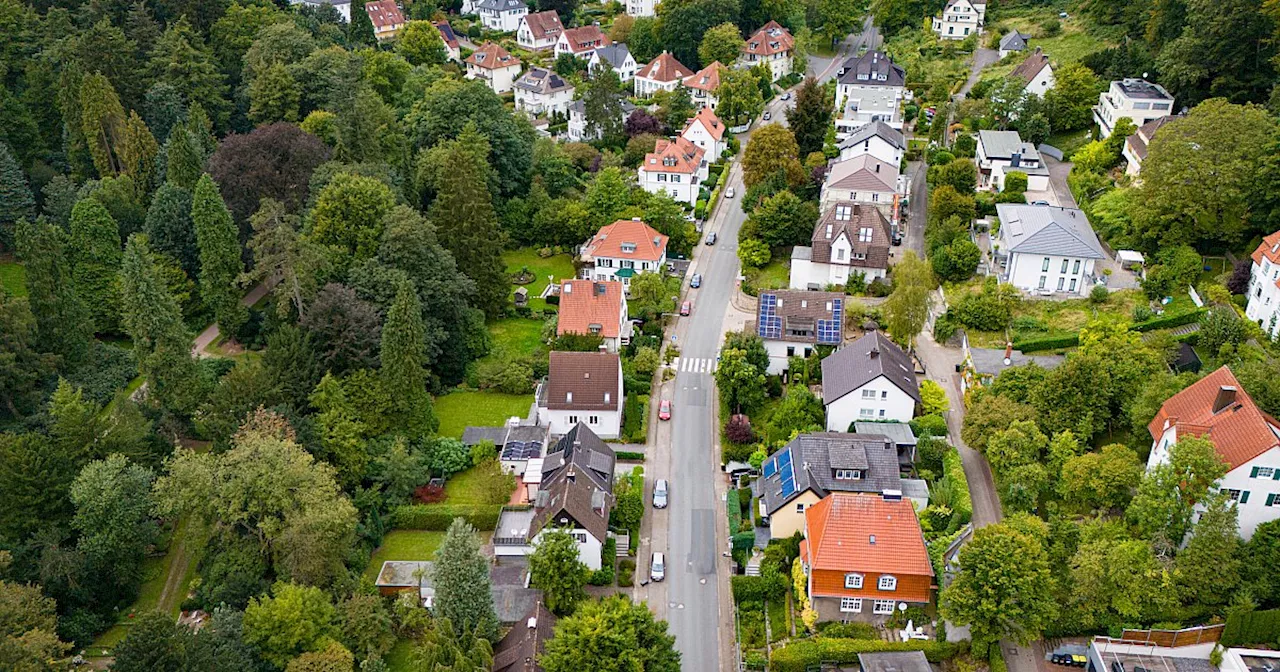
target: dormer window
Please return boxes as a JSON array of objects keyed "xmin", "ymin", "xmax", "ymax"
[
  {"xmin": 835, "ymin": 205, "xmax": 852, "ymax": 221},
  {"xmin": 834, "ymin": 469, "xmax": 862, "ymax": 480},
  {"xmin": 621, "ymin": 242, "xmax": 637, "ymax": 253},
  {"xmin": 566, "ymin": 392, "xmax": 573, "ymax": 403},
  {"xmin": 878, "ymin": 575, "xmax": 897, "ymax": 591},
  {"xmin": 844, "ymin": 573, "xmax": 864, "ymax": 589},
  {"xmin": 859, "ymin": 227, "xmax": 873, "ymax": 243}
]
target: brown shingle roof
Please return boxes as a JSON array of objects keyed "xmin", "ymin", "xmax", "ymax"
[
  {"xmin": 801, "ymin": 493, "xmax": 933, "ymax": 602},
  {"xmin": 581, "ymin": 218, "xmax": 668, "ymax": 262},
  {"xmin": 1010, "ymin": 47, "xmax": 1049, "ymax": 85},
  {"xmin": 1148, "ymin": 366, "xmax": 1280, "ymax": 471},
  {"xmin": 364, "ymin": 0, "xmax": 404, "ymax": 30},
  {"xmin": 636, "ymin": 51, "xmax": 692, "ymax": 83},
  {"xmin": 530, "ymin": 467, "xmax": 612, "ymax": 542},
  {"xmin": 748, "ymin": 289, "xmax": 845, "ymax": 344},
  {"xmin": 522, "ymin": 10, "xmax": 564, "ymax": 40},
  {"xmin": 466, "ymin": 41, "xmax": 521, "ymax": 69},
  {"xmin": 492, "ymin": 601, "xmax": 557, "ymax": 672},
  {"xmin": 825, "ymin": 154, "xmax": 898, "ymax": 192},
  {"xmin": 742, "ymin": 20, "xmax": 794, "ymax": 56},
  {"xmin": 683, "ymin": 62, "xmax": 725, "ymax": 91},
  {"xmin": 811, "ymin": 202, "xmax": 891, "ymax": 269},
  {"xmin": 643, "ymin": 136, "xmax": 705, "ymax": 175},
  {"xmin": 545, "ymin": 351, "xmax": 620, "ymax": 411},
  {"xmin": 556, "ymin": 280, "xmax": 624, "ymax": 339}
]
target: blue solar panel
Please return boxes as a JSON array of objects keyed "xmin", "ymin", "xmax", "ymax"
[
  {"xmin": 758, "ymin": 293, "xmax": 783, "ymax": 339},
  {"xmin": 762, "ymin": 457, "xmax": 778, "ymax": 478},
  {"xmin": 816, "ymin": 297, "xmax": 844, "ymax": 344},
  {"xmin": 777, "ymin": 448, "xmax": 792, "ymax": 470},
  {"xmin": 779, "ymin": 475, "xmax": 796, "ymax": 498}
]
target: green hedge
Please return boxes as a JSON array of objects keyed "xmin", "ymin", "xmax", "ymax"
[
  {"xmin": 1223, "ymin": 609, "xmax": 1280, "ymax": 646},
  {"xmin": 942, "ymin": 448, "xmax": 972, "ymax": 528},
  {"xmin": 1011, "ymin": 309, "xmax": 1207, "ymax": 353},
  {"xmin": 770, "ymin": 638, "xmax": 963, "ymax": 672},
  {"xmin": 616, "ymin": 450, "xmax": 645, "ymax": 461},
  {"xmin": 1013, "ymin": 333, "xmax": 1080, "ymax": 353},
  {"xmin": 1131, "ymin": 309, "xmax": 1206, "ymax": 333},
  {"xmin": 727, "ymin": 490, "xmax": 743, "ymax": 532},
  {"xmin": 730, "ymin": 573, "xmax": 787, "ymax": 603},
  {"xmin": 390, "ymin": 504, "xmax": 506, "ymax": 531}
]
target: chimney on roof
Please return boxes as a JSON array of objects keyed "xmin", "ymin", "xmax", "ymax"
[
  {"xmin": 567, "ymin": 466, "xmax": 576, "ymax": 482},
  {"xmin": 1213, "ymin": 386, "xmax": 1238, "ymax": 414},
  {"xmin": 874, "ymin": 163, "xmax": 880, "ymax": 173},
  {"xmin": 869, "ymin": 348, "xmax": 880, "ymax": 359},
  {"xmin": 1004, "ymin": 342, "xmax": 1013, "ymax": 366}
]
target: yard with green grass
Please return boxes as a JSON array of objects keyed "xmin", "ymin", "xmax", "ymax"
[
  {"xmin": 990, "ymin": 9, "xmax": 1112, "ymax": 65},
  {"xmin": 0, "ymin": 257, "xmax": 26, "ymax": 297},
  {"xmin": 435, "ymin": 390, "xmax": 535, "ymax": 438},
  {"xmin": 482, "ymin": 317, "xmax": 546, "ymax": 364},
  {"xmin": 1046, "ymin": 128, "xmax": 1093, "ymax": 158},
  {"xmin": 745, "ymin": 254, "xmax": 790, "ymax": 295},
  {"xmin": 386, "ymin": 639, "xmax": 417, "ymax": 672},
  {"xmin": 504, "ymin": 247, "xmax": 575, "ymax": 311},
  {"xmin": 362, "ymin": 530, "xmax": 445, "ymax": 581}
]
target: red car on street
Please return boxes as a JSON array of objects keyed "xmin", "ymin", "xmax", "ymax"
[
  {"xmin": 680, "ymin": 301, "xmax": 691, "ymax": 316},
  {"xmin": 659, "ymin": 399, "xmax": 672, "ymax": 420}
]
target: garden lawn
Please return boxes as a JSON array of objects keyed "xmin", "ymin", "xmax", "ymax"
[
  {"xmin": 0, "ymin": 258, "xmax": 26, "ymax": 297},
  {"xmin": 996, "ymin": 11, "xmax": 1112, "ymax": 64},
  {"xmin": 434, "ymin": 390, "xmax": 534, "ymax": 438},
  {"xmin": 1046, "ymin": 129, "xmax": 1093, "ymax": 158},
  {"xmin": 362, "ymin": 530, "xmax": 445, "ymax": 581},
  {"xmin": 947, "ymin": 281, "xmax": 1152, "ymax": 347},
  {"xmin": 503, "ymin": 247, "xmax": 575, "ymax": 311},
  {"xmin": 484, "ymin": 317, "xmax": 545, "ymax": 363},
  {"xmin": 746, "ymin": 255, "xmax": 790, "ymax": 294},
  {"xmin": 443, "ymin": 463, "xmax": 514, "ymax": 506},
  {"xmin": 1199, "ymin": 256, "xmax": 1228, "ymax": 285}
]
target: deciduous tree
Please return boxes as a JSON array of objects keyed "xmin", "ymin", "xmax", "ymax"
[
  {"xmin": 743, "ymin": 124, "xmax": 804, "ymax": 188},
  {"xmin": 311, "ymin": 172, "xmax": 395, "ymax": 260},
  {"xmin": 743, "ymin": 189, "xmax": 818, "ymax": 247},
  {"xmin": 1058, "ymin": 443, "xmax": 1143, "ymax": 512},
  {"xmin": 882, "ymin": 251, "xmax": 932, "ymax": 349},
  {"xmin": 397, "ymin": 21, "xmax": 447, "ymax": 66},
  {"xmin": 207, "ymin": 122, "xmax": 331, "ymax": 225},
  {"xmin": 715, "ymin": 66, "xmax": 766, "ymax": 127},
  {"xmin": 242, "ymin": 582, "xmax": 338, "ymax": 669},
  {"xmin": 530, "ymin": 529, "xmax": 588, "ymax": 616},
  {"xmin": 244, "ymin": 199, "xmax": 326, "ymax": 321},
  {"xmin": 1175, "ymin": 493, "xmax": 1241, "ymax": 608},
  {"xmin": 540, "ymin": 595, "xmax": 680, "ymax": 672},
  {"xmin": 715, "ymin": 348, "xmax": 768, "ymax": 413},
  {"xmin": 699, "ymin": 23, "xmax": 744, "ymax": 69},
  {"xmin": 248, "ymin": 61, "xmax": 302, "ymax": 125}
]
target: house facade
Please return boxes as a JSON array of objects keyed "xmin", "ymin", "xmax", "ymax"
[
  {"xmin": 434, "ymin": 21, "xmax": 461, "ymax": 61},
  {"xmin": 1122, "ymin": 115, "xmax": 1178, "ymax": 176},
  {"xmin": 579, "ymin": 218, "xmax": 669, "ymax": 289},
  {"xmin": 476, "ymin": 0, "xmax": 527, "ymax": 32},
  {"xmin": 1010, "ymin": 47, "xmax": 1054, "ymax": 97},
  {"xmin": 819, "ymin": 154, "xmax": 900, "ymax": 216},
  {"xmin": 993, "ymin": 203, "xmax": 1105, "ymax": 296},
  {"xmin": 999, "ymin": 30, "xmax": 1029, "ymax": 59},
  {"xmin": 679, "ymin": 107, "xmax": 727, "ymax": 164},
  {"xmin": 759, "ymin": 433, "xmax": 926, "ymax": 539},
  {"xmin": 465, "ymin": 42, "xmax": 523, "ymax": 94},
  {"xmin": 932, "ymin": 0, "xmax": 985, "ymax": 40},
  {"xmin": 625, "ymin": 0, "xmax": 655, "ymax": 16},
  {"xmin": 834, "ymin": 51, "xmax": 907, "ymax": 135},
  {"xmin": 567, "ymin": 98, "xmax": 636, "ymax": 142},
  {"xmin": 1247, "ymin": 231, "xmax": 1280, "ymax": 337},
  {"xmin": 555, "ymin": 25, "xmax": 607, "ymax": 59},
  {"xmin": 790, "ymin": 202, "xmax": 893, "ymax": 289},
  {"xmin": 836, "ymin": 121, "xmax": 905, "ymax": 165},
  {"xmin": 514, "ymin": 67, "xmax": 575, "ymax": 117},
  {"xmin": 556, "ymin": 280, "xmax": 631, "ymax": 352},
  {"xmin": 634, "ymin": 52, "xmax": 692, "ymax": 98},
  {"xmin": 637, "ymin": 136, "xmax": 706, "ymax": 205},
  {"xmin": 738, "ymin": 21, "xmax": 794, "ymax": 82},
  {"xmin": 822, "ymin": 330, "xmax": 920, "ymax": 431},
  {"xmin": 1146, "ymin": 366, "xmax": 1280, "ymax": 540},
  {"xmin": 748, "ymin": 290, "xmax": 845, "ymax": 374},
  {"xmin": 291, "ymin": 0, "xmax": 351, "ymax": 22},
  {"xmin": 516, "ymin": 10, "xmax": 564, "ymax": 50},
  {"xmin": 801, "ymin": 493, "xmax": 934, "ymax": 622},
  {"xmin": 1093, "ymin": 78, "xmax": 1176, "ymax": 139},
  {"xmin": 536, "ymin": 351, "xmax": 624, "ymax": 438},
  {"xmin": 365, "ymin": 0, "xmax": 406, "ymax": 40},
  {"xmin": 976, "ymin": 129, "xmax": 1050, "ymax": 191},
  {"xmin": 683, "ymin": 62, "xmax": 725, "ymax": 110}
]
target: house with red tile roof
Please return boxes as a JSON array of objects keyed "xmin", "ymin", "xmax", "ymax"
[
  {"xmin": 555, "ymin": 25, "xmax": 607, "ymax": 58},
  {"xmin": 800, "ymin": 493, "xmax": 934, "ymax": 622},
  {"xmin": 364, "ymin": 0, "xmax": 406, "ymax": 40},
  {"xmin": 680, "ymin": 106, "xmax": 727, "ymax": 163},
  {"xmin": 683, "ymin": 61, "xmax": 726, "ymax": 110},
  {"xmin": 433, "ymin": 21, "xmax": 461, "ymax": 61},
  {"xmin": 516, "ymin": 10, "xmax": 564, "ymax": 50},
  {"xmin": 556, "ymin": 280, "xmax": 630, "ymax": 352},
  {"xmin": 465, "ymin": 42, "xmax": 523, "ymax": 94},
  {"xmin": 637, "ymin": 136, "xmax": 706, "ymax": 205},
  {"xmin": 634, "ymin": 51, "xmax": 693, "ymax": 98},
  {"xmin": 579, "ymin": 218, "xmax": 669, "ymax": 290},
  {"xmin": 1147, "ymin": 365, "xmax": 1280, "ymax": 539},
  {"xmin": 1246, "ymin": 233, "xmax": 1280, "ymax": 337},
  {"xmin": 738, "ymin": 20, "xmax": 795, "ymax": 81}
]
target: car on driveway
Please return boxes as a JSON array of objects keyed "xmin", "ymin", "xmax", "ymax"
[
  {"xmin": 690, "ymin": 273, "xmax": 702, "ymax": 288},
  {"xmin": 680, "ymin": 300, "xmax": 691, "ymax": 316},
  {"xmin": 650, "ymin": 552, "xmax": 665, "ymax": 582},
  {"xmin": 1030, "ymin": 200, "xmax": 1051, "ymax": 206},
  {"xmin": 781, "ymin": 92, "xmax": 791, "ymax": 100},
  {"xmin": 659, "ymin": 399, "xmax": 671, "ymax": 420},
  {"xmin": 653, "ymin": 479, "xmax": 668, "ymax": 508}
]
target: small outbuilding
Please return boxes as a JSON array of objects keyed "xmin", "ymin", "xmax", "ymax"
[{"xmin": 514, "ymin": 286, "xmax": 529, "ymax": 307}]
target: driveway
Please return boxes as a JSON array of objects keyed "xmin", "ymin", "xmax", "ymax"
[
  {"xmin": 1043, "ymin": 155, "xmax": 1077, "ymax": 208},
  {"xmin": 810, "ymin": 17, "xmax": 882, "ymax": 84},
  {"xmin": 957, "ymin": 48, "xmax": 999, "ymax": 99}
]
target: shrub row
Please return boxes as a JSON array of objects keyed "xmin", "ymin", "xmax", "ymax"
[
  {"xmin": 730, "ymin": 573, "xmax": 787, "ymax": 604},
  {"xmin": 615, "ymin": 450, "xmax": 645, "ymax": 461},
  {"xmin": 769, "ymin": 638, "xmax": 964, "ymax": 672},
  {"xmin": 390, "ymin": 504, "xmax": 505, "ymax": 531},
  {"xmin": 1010, "ymin": 308, "xmax": 1207, "ymax": 353},
  {"xmin": 1131, "ymin": 309, "xmax": 1206, "ymax": 333},
  {"xmin": 1012, "ymin": 333, "xmax": 1080, "ymax": 353},
  {"xmin": 1223, "ymin": 609, "xmax": 1280, "ymax": 646},
  {"xmin": 942, "ymin": 448, "xmax": 972, "ymax": 527}
]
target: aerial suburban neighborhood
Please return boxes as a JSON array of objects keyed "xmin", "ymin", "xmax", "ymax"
[{"xmin": 3, "ymin": 0, "xmax": 1280, "ymax": 671}]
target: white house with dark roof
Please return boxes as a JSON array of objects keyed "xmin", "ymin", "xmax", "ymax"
[
  {"xmin": 514, "ymin": 67, "xmax": 575, "ymax": 116},
  {"xmin": 536, "ymin": 351, "xmax": 623, "ymax": 438},
  {"xmin": 567, "ymin": 97, "xmax": 637, "ymax": 142},
  {"xmin": 999, "ymin": 31, "xmax": 1030, "ymax": 58},
  {"xmin": 465, "ymin": 42, "xmax": 523, "ymax": 94},
  {"xmin": 790, "ymin": 202, "xmax": 893, "ymax": 289},
  {"xmin": 680, "ymin": 106, "xmax": 727, "ymax": 163},
  {"xmin": 748, "ymin": 290, "xmax": 846, "ymax": 374},
  {"xmin": 589, "ymin": 43, "xmax": 638, "ymax": 81},
  {"xmin": 976, "ymin": 130, "xmax": 1050, "ymax": 191},
  {"xmin": 1010, "ymin": 47, "xmax": 1054, "ymax": 97},
  {"xmin": 476, "ymin": 0, "xmax": 527, "ymax": 32},
  {"xmin": 932, "ymin": 0, "xmax": 985, "ymax": 40},
  {"xmin": 821, "ymin": 330, "xmax": 920, "ymax": 431},
  {"xmin": 834, "ymin": 51, "xmax": 907, "ymax": 135},
  {"xmin": 433, "ymin": 21, "xmax": 461, "ymax": 61},
  {"xmin": 738, "ymin": 20, "xmax": 795, "ymax": 81},
  {"xmin": 516, "ymin": 10, "xmax": 564, "ymax": 50},
  {"xmin": 634, "ymin": 52, "xmax": 693, "ymax": 97},
  {"xmin": 1123, "ymin": 115, "xmax": 1179, "ymax": 176},
  {"xmin": 820, "ymin": 154, "xmax": 901, "ymax": 214},
  {"xmin": 837, "ymin": 121, "xmax": 905, "ymax": 166},
  {"xmin": 1094, "ymin": 78, "xmax": 1176, "ymax": 139},
  {"xmin": 994, "ymin": 203, "xmax": 1106, "ymax": 296}
]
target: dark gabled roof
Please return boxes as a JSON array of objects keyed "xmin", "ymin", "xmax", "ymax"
[
  {"xmin": 750, "ymin": 290, "xmax": 846, "ymax": 345},
  {"xmin": 541, "ymin": 422, "xmax": 615, "ymax": 493},
  {"xmin": 1010, "ymin": 48, "xmax": 1050, "ymax": 85},
  {"xmin": 515, "ymin": 66, "xmax": 573, "ymax": 95},
  {"xmin": 492, "ymin": 601, "xmax": 557, "ymax": 671},
  {"xmin": 999, "ymin": 31, "xmax": 1029, "ymax": 52},
  {"xmin": 544, "ymin": 351, "xmax": 621, "ymax": 411},
  {"xmin": 759, "ymin": 432, "xmax": 902, "ymax": 515},
  {"xmin": 521, "ymin": 10, "xmax": 563, "ymax": 40},
  {"xmin": 837, "ymin": 51, "xmax": 906, "ymax": 88},
  {"xmin": 837, "ymin": 120, "xmax": 906, "ymax": 152},
  {"xmin": 593, "ymin": 43, "xmax": 633, "ymax": 69},
  {"xmin": 529, "ymin": 467, "xmax": 612, "ymax": 542},
  {"xmin": 477, "ymin": 0, "xmax": 525, "ymax": 11},
  {"xmin": 821, "ymin": 331, "xmax": 920, "ymax": 405},
  {"xmin": 433, "ymin": 20, "xmax": 459, "ymax": 48},
  {"xmin": 811, "ymin": 202, "xmax": 892, "ymax": 269}
]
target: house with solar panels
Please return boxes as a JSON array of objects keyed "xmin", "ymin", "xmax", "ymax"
[
  {"xmin": 747, "ymin": 290, "xmax": 845, "ymax": 375},
  {"xmin": 821, "ymin": 331, "xmax": 920, "ymax": 432},
  {"xmin": 461, "ymin": 418, "xmax": 549, "ymax": 477},
  {"xmin": 993, "ymin": 203, "xmax": 1106, "ymax": 296},
  {"xmin": 757, "ymin": 433, "xmax": 928, "ymax": 539}
]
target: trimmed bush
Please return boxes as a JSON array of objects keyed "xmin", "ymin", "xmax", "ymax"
[
  {"xmin": 942, "ymin": 448, "xmax": 972, "ymax": 527},
  {"xmin": 1223, "ymin": 609, "xmax": 1280, "ymax": 646},
  {"xmin": 731, "ymin": 573, "xmax": 787, "ymax": 603},
  {"xmin": 1131, "ymin": 309, "xmax": 1207, "ymax": 333},
  {"xmin": 390, "ymin": 504, "xmax": 506, "ymax": 530},
  {"xmin": 616, "ymin": 451, "xmax": 645, "ymax": 461},
  {"xmin": 769, "ymin": 638, "xmax": 963, "ymax": 672},
  {"xmin": 1013, "ymin": 333, "xmax": 1080, "ymax": 352}
]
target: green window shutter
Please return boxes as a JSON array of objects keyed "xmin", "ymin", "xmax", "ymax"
[
  {"xmin": 1268, "ymin": 493, "xmax": 1277, "ymax": 507},
  {"xmin": 1241, "ymin": 491, "xmax": 1251, "ymax": 504},
  {"xmin": 1251, "ymin": 466, "xmax": 1260, "ymax": 478},
  {"xmin": 1273, "ymin": 468, "xmax": 1280, "ymax": 480}
]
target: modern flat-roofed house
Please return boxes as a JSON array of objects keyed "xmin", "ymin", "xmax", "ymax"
[
  {"xmin": 993, "ymin": 203, "xmax": 1105, "ymax": 296},
  {"xmin": 1122, "ymin": 115, "xmax": 1179, "ymax": 176},
  {"xmin": 634, "ymin": 51, "xmax": 693, "ymax": 97},
  {"xmin": 834, "ymin": 51, "xmax": 906, "ymax": 136},
  {"xmin": 821, "ymin": 330, "xmax": 920, "ymax": 431},
  {"xmin": 465, "ymin": 42, "xmax": 523, "ymax": 94},
  {"xmin": 836, "ymin": 121, "xmax": 905, "ymax": 166},
  {"xmin": 578, "ymin": 218, "xmax": 668, "ymax": 289},
  {"xmin": 976, "ymin": 130, "xmax": 1050, "ymax": 191},
  {"xmin": 513, "ymin": 67, "xmax": 575, "ymax": 117},
  {"xmin": 739, "ymin": 21, "xmax": 795, "ymax": 81},
  {"xmin": 556, "ymin": 280, "xmax": 630, "ymax": 352},
  {"xmin": 683, "ymin": 61, "xmax": 726, "ymax": 110},
  {"xmin": 800, "ymin": 493, "xmax": 934, "ymax": 621},
  {"xmin": 790, "ymin": 202, "xmax": 892, "ymax": 288},
  {"xmin": 516, "ymin": 10, "xmax": 563, "ymax": 50},
  {"xmin": 932, "ymin": 0, "xmax": 985, "ymax": 40},
  {"xmin": 536, "ymin": 351, "xmax": 624, "ymax": 438},
  {"xmin": 476, "ymin": 0, "xmax": 527, "ymax": 32},
  {"xmin": 460, "ymin": 419, "xmax": 550, "ymax": 476},
  {"xmin": 365, "ymin": 0, "xmax": 406, "ymax": 40},
  {"xmin": 376, "ymin": 561, "xmax": 434, "ymax": 605},
  {"xmin": 1146, "ymin": 366, "xmax": 1280, "ymax": 540},
  {"xmin": 637, "ymin": 136, "xmax": 706, "ymax": 205},
  {"xmin": 747, "ymin": 290, "xmax": 845, "ymax": 374},
  {"xmin": 1093, "ymin": 78, "xmax": 1176, "ymax": 139}
]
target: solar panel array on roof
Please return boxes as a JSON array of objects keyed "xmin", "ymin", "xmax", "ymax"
[
  {"xmin": 763, "ymin": 455, "xmax": 778, "ymax": 477},
  {"xmin": 777, "ymin": 447, "xmax": 797, "ymax": 498},
  {"xmin": 816, "ymin": 298, "xmax": 843, "ymax": 344},
  {"xmin": 758, "ymin": 293, "xmax": 782, "ymax": 339},
  {"xmin": 501, "ymin": 441, "xmax": 541, "ymax": 460}
]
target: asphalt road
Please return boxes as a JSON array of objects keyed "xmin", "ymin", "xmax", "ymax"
[{"xmin": 810, "ymin": 17, "xmax": 882, "ymax": 84}]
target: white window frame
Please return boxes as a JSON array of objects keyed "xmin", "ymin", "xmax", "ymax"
[
  {"xmin": 568, "ymin": 415, "xmax": 578, "ymax": 424},
  {"xmin": 873, "ymin": 599, "xmax": 896, "ymax": 615},
  {"xmin": 844, "ymin": 573, "xmax": 864, "ymax": 589},
  {"xmin": 861, "ymin": 389, "xmax": 877, "ymax": 399},
  {"xmin": 840, "ymin": 597, "xmax": 863, "ymax": 613},
  {"xmin": 878, "ymin": 575, "xmax": 897, "ymax": 591},
  {"xmin": 859, "ymin": 408, "xmax": 876, "ymax": 419},
  {"xmin": 795, "ymin": 503, "xmax": 805, "ymax": 514},
  {"xmin": 588, "ymin": 415, "xmax": 599, "ymax": 425},
  {"xmin": 1257, "ymin": 466, "xmax": 1275, "ymax": 479}
]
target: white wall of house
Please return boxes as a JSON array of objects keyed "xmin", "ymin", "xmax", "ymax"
[
  {"xmin": 1004, "ymin": 251, "xmax": 1095, "ymax": 295},
  {"xmin": 516, "ymin": 20, "xmax": 558, "ymax": 49},
  {"xmin": 467, "ymin": 63, "xmax": 522, "ymax": 94},
  {"xmin": 681, "ymin": 123, "xmax": 726, "ymax": 162},
  {"xmin": 1149, "ymin": 431, "xmax": 1280, "ymax": 540},
  {"xmin": 738, "ymin": 51, "xmax": 793, "ymax": 81},
  {"xmin": 514, "ymin": 86, "xmax": 575, "ymax": 116},
  {"xmin": 1024, "ymin": 64, "xmax": 1055, "ymax": 97},
  {"xmin": 537, "ymin": 407, "xmax": 623, "ymax": 439},
  {"xmin": 480, "ymin": 7, "xmax": 525, "ymax": 32},
  {"xmin": 292, "ymin": 0, "xmax": 352, "ymax": 22},
  {"xmin": 590, "ymin": 51, "xmax": 638, "ymax": 81},
  {"xmin": 495, "ymin": 528, "xmax": 605, "ymax": 570},
  {"xmin": 638, "ymin": 168, "xmax": 700, "ymax": 205},
  {"xmin": 1246, "ymin": 257, "xmax": 1280, "ymax": 337},
  {"xmin": 689, "ymin": 88, "xmax": 719, "ymax": 110},
  {"xmin": 825, "ymin": 375, "xmax": 915, "ymax": 431},
  {"xmin": 838, "ymin": 135, "xmax": 903, "ymax": 166},
  {"xmin": 626, "ymin": 0, "xmax": 654, "ymax": 15},
  {"xmin": 764, "ymin": 339, "xmax": 816, "ymax": 375},
  {"xmin": 634, "ymin": 75, "xmax": 679, "ymax": 98},
  {"xmin": 932, "ymin": 0, "xmax": 983, "ymax": 40},
  {"xmin": 819, "ymin": 186, "xmax": 896, "ymax": 213},
  {"xmin": 1093, "ymin": 81, "xmax": 1176, "ymax": 138},
  {"xmin": 789, "ymin": 259, "xmax": 886, "ymax": 290},
  {"xmin": 580, "ymin": 256, "xmax": 666, "ymax": 289},
  {"xmin": 990, "ymin": 164, "xmax": 1050, "ymax": 191}
]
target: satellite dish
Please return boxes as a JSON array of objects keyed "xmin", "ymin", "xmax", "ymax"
[{"xmin": 898, "ymin": 602, "xmax": 908, "ymax": 611}]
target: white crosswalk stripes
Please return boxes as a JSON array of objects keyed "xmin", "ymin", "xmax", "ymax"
[{"xmin": 674, "ymin": 357, "xmax": 717, "ymax": 373}]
